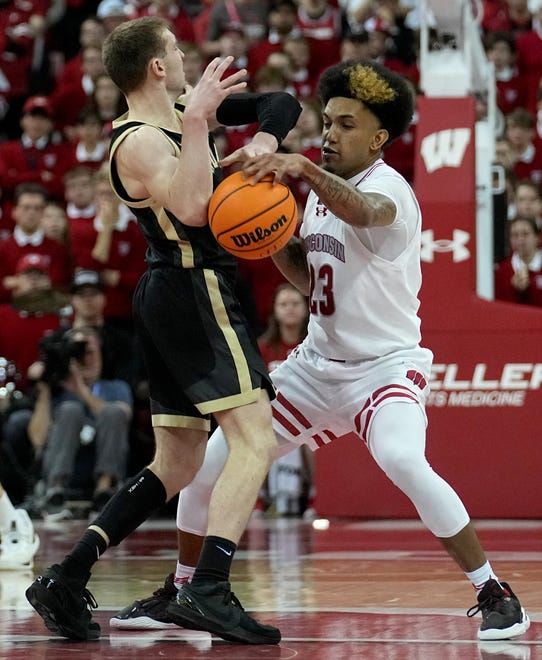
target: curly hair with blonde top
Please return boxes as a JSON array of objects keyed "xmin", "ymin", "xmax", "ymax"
[{"xmin": 317, "ymin": 59, "xmax": 414, "ymax": 145}]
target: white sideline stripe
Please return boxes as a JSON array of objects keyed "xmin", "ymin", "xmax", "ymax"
[{"xmin": 110, "ymin": 550, "xmax": 542, "ymax": 561}]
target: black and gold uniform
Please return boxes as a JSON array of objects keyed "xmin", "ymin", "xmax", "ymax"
[{"xmin": 109, "ymin": 92, "xmax": 301, "ymax": 431}]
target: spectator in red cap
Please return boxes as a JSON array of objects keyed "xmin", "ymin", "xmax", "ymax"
[
  {"xmin": 15, "ymin": 253, "xmax": 50, "ymax": 276},
  {"xmin": 0, "ymin": 252, "xmax": 64, "ymax": 392},
  {"xmin": 0, "ymin": 96, "xmax": 75, "ymax": 204},
  {"xmin": 0, "ymin": 183, "xmax": 73, "ymax": 303}
]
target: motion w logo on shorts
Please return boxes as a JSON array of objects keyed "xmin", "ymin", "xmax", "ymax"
[
  {"xmin": 354, "ymin": 384, "xmax": 421, "ymax": 443},
  {"xmin": 406, "ymin": 370, "xmax": 427, "ymax": 390}
]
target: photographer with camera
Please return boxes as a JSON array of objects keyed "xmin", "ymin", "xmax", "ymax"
[{"xmin": 28, "ymin": 325, "xmax": 133, "ymax": 518}]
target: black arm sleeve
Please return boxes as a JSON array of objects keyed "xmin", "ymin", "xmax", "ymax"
[{"xmin": 216, "ymin": 92, "xmax": 302, "ymax": 145}]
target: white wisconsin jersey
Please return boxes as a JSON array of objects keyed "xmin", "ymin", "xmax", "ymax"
[{"xmin": 301, "ymin": 159, "xmax": 423, "ymax": 361}]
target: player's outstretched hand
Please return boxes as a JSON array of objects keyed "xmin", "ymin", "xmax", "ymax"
[
  {"xmin": 220, "ymin": 132, "xmax": 280, "ymax": 170},
  {"xmin": 184, "ymin": 57, "xmax": 247, "ymax": 121},
  {"xmin": 240, "ymin": 152, "xmax": 306, "ymax": 185}
]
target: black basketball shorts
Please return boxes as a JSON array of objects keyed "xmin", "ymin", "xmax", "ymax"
[{"xmin": 133, "ymin": 266, "xmax": 274, "ymax": 430}]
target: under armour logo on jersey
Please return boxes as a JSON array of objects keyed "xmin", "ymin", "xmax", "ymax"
[
  {"xmin": 420, "ymin": 229, "xmax": 470, "ymax": 263},
  {"xmin": 420, "ymin": 128, "xmax": 471, "ymax": 173},
  {"xmin": 315, "ymin": 200, "xmax": 328, "ymax": 217}
]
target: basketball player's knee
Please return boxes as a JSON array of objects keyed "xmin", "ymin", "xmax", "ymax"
[
  {"xmin": 377, "ymin": 446, "xmax": 427, "ymax": 488},
  {"xmin": 230, "ymin": 433, "xmax": 276, "ymax": 471},
  {"xmin": 149, "ymin": 452, "xmax": 201, "ymax": 496}
]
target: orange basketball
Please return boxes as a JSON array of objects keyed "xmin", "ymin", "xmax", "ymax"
[{"xmin": 208, "ymin": 171, "xmax": 297, "ymax": 260}]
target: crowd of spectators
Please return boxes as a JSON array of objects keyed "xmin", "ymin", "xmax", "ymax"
[{"xmin": 1, "ymin": 0, "xmax": 542, "ymax": 515}]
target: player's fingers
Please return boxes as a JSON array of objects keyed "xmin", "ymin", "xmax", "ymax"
[{"xmin": 223, "ymin": 80, "xmax": 248, "ymax": 95}]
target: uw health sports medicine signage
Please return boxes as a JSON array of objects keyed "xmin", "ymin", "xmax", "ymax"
[{"xmin": 427, "ymin": 362, "xmax": 542, "ymax": 408}]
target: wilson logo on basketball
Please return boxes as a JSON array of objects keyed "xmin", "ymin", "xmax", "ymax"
[
  {"xmin": 208, "ymin": 171, "xmax": 297, "ymax": 260},
  {"xmin": 231, "ymin": 214, "xmax": 289, "ymax": 247}
]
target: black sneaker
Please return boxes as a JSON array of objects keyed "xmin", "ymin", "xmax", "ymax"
[
  {"xmin": 467, "ymin": 579, "xmax": 530, "ymax": 640},
  {"xmin": 109, "ymin": 573, "xmax": 179, "ymax": 630},
  {"xmin": 166, "ymin": 581, "xmax": 281, "ymax": 645},
  {"xmin": 25, "ymin": 564, "xmax": 100, "ymax": 640}
]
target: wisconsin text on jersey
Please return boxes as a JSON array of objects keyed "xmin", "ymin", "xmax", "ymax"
[{"xmin": 303, "ymin": 233, "xmax": 345, "ymax": 262}]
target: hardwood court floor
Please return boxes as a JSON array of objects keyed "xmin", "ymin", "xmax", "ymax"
[{"xmin": 0, "ymin": 516, "xmax": 540, "ymax": 659}]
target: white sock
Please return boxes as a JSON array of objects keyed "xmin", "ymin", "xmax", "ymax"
[
  {"xmin": 465, "ymin": 561, "xmax": 499, "ymax": 591},
  {"xmin": 0, "ymin": 491, "xmax": 17, "ymax": 530},
  {"xmin": 174, "ymin": 562, "xmax": 195, "ymax": 588}
]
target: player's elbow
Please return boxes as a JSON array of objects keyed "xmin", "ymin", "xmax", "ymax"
[{"xmin": 171, "ymin": 200, "xmax": 208, "ymax": 227}]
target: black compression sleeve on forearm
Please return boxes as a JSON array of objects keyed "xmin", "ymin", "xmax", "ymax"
[
  {"xmin": 92, "ymin": 468, "xmax": 167, "ymax": 546},
  {"xmin": 216, "ymin": 92, "xmax": 302, "ymax": 145}
]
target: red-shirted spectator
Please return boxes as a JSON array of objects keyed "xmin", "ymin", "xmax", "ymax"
[
  {"xmin": 364, "ymin": 15, "xmax": 419, "ymax": 85},
  {"xmin": 85, "ymin": 168, "xmax": 147, "ymax": 328},
  {"xmin": 505, "ymin": 107, "xmax": 542, "ymax": 185},
  {"xmin": 484, "ymin": 31, "xmax": 526, "ymax": 115},
  {"xmin": 297, "ymin": 0, "xmax": 344, "ymax": 77},
  {"xmin": 0, "ymin": 96, "xmax": 76, "ymax": 204},
  {"xmin": 515, "ymin": 2, "xmax": 542, "ymax": 113},
  {"xmin": 509, "ymin": 178, "xmax": 542, "ymax": 229},
  {"xmin": 283, "ymin": 35, "xmax": 317, "ymax": 99},
  {"xmin": 0, "ymin": 253, "xmax": 63, "ymax": 391},
  {"xmin": 66, "ymin": 106, "xmax": 109, "ymax": 171},
  {"xmin": 49, "ymin": 45, "xmax": 106, "ymax": 132},
  {"xmin": 384, "ymin": 113, "xmax": 416, "ymax": 184},
  {"xmin": 202, "ymin": 0, "xmax": 269, "ymax": 58},
  {"xmin": 383, "ymin": 77, "xmax": 418, "ymax": 184},
  {"xmin": 0, "ymin": 184, "xmax": 73, "ymax": 303},
  {"xmin": 53, "ymin": 17, "xmax": 106, "ymax": 94},
  {"xmin": 296, "ymin": 97, "xmax": 322, "ymax": 164},
  {"xmin": 247, "ymin": 0, "xmax": 300, "ymax": 79},
  {"xmin": 129, "ymin": 0, "xmax": 195, "ymax": 42},
  {"xmin": 256, "ymin": 283, "xmax": 315, "ymax": 518},
  {"xmin": 88, "ymin": 72, "xmax": 128, "ymax": 138},
  {"xmin": 494, "ymin": 215, "xmax": 542, "ymax": 305},
  {"xmin": 40, "ymin": 202, "xmax": 70, "ymax": 248},
  {"xmin": 0, "ymin": 0, "xmax": 48, "ymax": 138},
  {"xmin": 63, "ymin": 166, "xmax": 98, "ymax": 269},
  {"xmin": 481, "ymin": 0, "xmax": 531, "ymax": 35},
  {"xmin": 216, "ymin": 23, "xmax": 251, "ymax": 80}
]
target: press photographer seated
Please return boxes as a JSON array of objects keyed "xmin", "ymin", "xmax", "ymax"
[{"xmin": 28, "ymin": 326, "xmax": 133, "ymax": 517}]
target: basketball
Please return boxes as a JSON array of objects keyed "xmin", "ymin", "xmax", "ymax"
[{"xmin": 208, "ymin": 171, "xmax": 297, "ymax": 260}]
